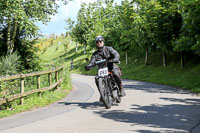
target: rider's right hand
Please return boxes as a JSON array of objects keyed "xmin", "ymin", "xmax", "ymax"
[{"xmin": 85, "ymin": 65, "xmax": 91, "ymax": 70}]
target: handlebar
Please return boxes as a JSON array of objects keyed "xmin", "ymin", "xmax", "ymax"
[
  {"xmin": 95, "ymin": 59, "xmax": 106, "ymax": 65},
  {"xmin": 95, "ymin": 59, "xmax": 120, "ymax": 65}
]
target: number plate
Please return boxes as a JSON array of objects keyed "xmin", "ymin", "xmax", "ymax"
[{"xmin": 98, "ymin": 67, "xmax": 108, "ymax": 77}]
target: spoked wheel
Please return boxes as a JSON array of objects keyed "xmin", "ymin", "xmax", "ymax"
[{"xmin": 98, "ymin": 77, "xmax": 112, "ymax": 109}]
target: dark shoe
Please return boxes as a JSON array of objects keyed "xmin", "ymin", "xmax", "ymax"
[
  {"xmin": 118, "ymin": 83, "xmax": 125, "ymax": 97},
  {"xmin": 99, "ymin": 97, "xmax": 103, "ymax": 104}
]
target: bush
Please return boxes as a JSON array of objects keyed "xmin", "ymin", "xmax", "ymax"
[{"xmin": 0, "ymin": 52, "xmax": 21, "ymax": 76}]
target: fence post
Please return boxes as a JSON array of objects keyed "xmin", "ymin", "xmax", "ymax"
[
  {"xmin": 55, "ymin": 71, "xmax": 58, "ymax": 89},
  {"xmin": 20, "ymin": 75, "xmax": 24, "ymax": 105},
  {"xmin": 37, "ymin": 75, "xmax": 41, "ymax": 96},
  {"xmin": 48, "ymin": 73, "xmax": 52, "ymax": 86}
]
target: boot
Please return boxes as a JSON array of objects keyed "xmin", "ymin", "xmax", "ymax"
[
  {"xmin": 99, "ymin": 97, "xmax": 103, "ymax": 104},
  {"xmin": 119, "ymin": 84, "xmax": 126, "ymax": 97}
]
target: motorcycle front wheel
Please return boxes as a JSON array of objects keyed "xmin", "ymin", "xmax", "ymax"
[{"xmin": 98, "ymin": 77, "xmax": 112, "ymax": 109}]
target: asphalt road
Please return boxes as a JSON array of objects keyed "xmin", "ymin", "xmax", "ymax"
[{"xmin": 0, "ymin": 74, "xmax": 200, "ymax": 133}]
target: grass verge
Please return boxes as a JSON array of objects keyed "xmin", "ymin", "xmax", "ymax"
[{"xmin": 0, "ymin": 68, "xmax": 71, "ymax": 118}]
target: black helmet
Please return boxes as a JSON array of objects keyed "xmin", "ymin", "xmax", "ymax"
[{"xmin": 95, "ymin": 35, "xmax": 104, "ymax": 42}]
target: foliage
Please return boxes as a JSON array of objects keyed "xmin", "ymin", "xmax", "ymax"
[
  {"xmin": 0, "ymin": 52, "xmax": 21, "ymax": 102},
  {"xmin": 173, "ymin": 0, "xmax": 200, "ymax": 55},
  {"xmin": 0, "ymin": 26, "xmax": 41, "ymax": 72},
  {"xmin": 65, "ymin": 18, "xmax": 75, "ymax": 36},
  {"xmin": 0, "ymin": 52, "xmax": 21, "ymax": 76}
]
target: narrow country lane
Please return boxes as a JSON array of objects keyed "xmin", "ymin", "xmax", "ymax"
[{"xmin": 0, "ymin": 74, "xmax": 200, "ymax": 133}]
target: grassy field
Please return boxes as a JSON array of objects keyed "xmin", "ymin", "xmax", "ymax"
[{"xmin": 120, "ymin": 61, "xmax": 200, "ymax": 93}]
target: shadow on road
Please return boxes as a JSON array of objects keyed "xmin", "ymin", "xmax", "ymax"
[
  {"xmin": 58, "ymin": 101, "xmax": 121, "ymax": 110},
  {"xmin": 92, "ymin": 80, "xmax": 200, "ymax": 132},
  {"xmin": 58, "ymin": 101, "xmax": 103, "ymax": 110},
  {"xmin": 129, "ymin": 130, "xmax": 162, "ymax": 133},
  {"xmin": 94, "ymin": 98, "xmax": 200, "ymax": 133}
]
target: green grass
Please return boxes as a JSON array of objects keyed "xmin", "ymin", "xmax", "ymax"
[
  {"xmin": 0, "ymin": 69, "xmax": 71, "ymax": 118},
  {"xmin": 0, "ymin": 90, "xmax": 68, "ymax": 118},
  {"xmin": 120, "ymin": 62, "xmax": 200, "ymax": 92},
  {"xmin": 39, "ymin": 36, "xmax": 71, "ymax": 63},
  {"xmin": 117, "ymin": 50, "xmax": 200, "ymax": 92}
]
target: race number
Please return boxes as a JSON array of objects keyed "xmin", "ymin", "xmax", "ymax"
[{"xmin": 98, "ymin": 67, "xmax": 108, "ymax": 77}]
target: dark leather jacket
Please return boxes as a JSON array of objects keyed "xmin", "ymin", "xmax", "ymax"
[{"xmin": 88, "ymin": 46, "xmax": 120, "ymax": 68}]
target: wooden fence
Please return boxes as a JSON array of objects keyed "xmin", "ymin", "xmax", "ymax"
[{"xmin": 0, "ymin": 65, "xmax": 64, "ymax": 106}]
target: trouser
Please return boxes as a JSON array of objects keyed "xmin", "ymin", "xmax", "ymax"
[{"xmin": 112, "ymin": 67, "xmax": 123, "ymax": 91}]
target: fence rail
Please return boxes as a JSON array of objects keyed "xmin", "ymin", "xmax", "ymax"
[{"xmin": 0, "ymin": 65, "xmax": 64, "ymax": 105}]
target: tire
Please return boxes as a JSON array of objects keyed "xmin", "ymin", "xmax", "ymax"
[{"xmin": 98, "ymin": 77, "xmax": 112, "ymax": 109}]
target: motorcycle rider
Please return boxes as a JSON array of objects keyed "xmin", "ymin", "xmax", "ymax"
[{"xmin": 85, "ymin": 35, "xmax": 126, "ymax": 98}]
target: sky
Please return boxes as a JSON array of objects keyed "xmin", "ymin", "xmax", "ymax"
[{"xmin": 37, "ymin": 0, "xmax": 121, "ymax": 36}]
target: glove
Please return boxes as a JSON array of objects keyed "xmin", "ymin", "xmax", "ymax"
[
  {"xmin": 108, "ymin": 60, "xmax": 113, "ymax": 63},
  {"xmin": 85, "ymin": 65, "xmax": 92, "ymax": 70}
]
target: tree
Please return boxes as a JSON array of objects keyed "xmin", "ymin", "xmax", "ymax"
[
  {"xmin": 117, "ymin": 0, "xmax": 137, "ymax": 64},
  {"xmin": 68, "ymin": 0, "xmax": 200, "ymax": 69},
  {"xmin": 0, "ymin": 0, "xmax": 72, "ymax": 55},
  {"xmin": 172, "ymin": 0, "xmax": 200, "ymax": 69},
  {"xmin": 0, "ymin": 0, "xmax": 72, "ymax": 71},
  {"xmin": 135, "ymin": 0, "xmax": 181, "ymax": 67}
]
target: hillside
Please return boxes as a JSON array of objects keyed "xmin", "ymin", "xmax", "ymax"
[
  {"xmin": 38, "ymin": 35, "xmax": 200, "ymax": 93},
  {"xmin": 62, "ymin": 42, "xmax": 200, "ymax": 93}
]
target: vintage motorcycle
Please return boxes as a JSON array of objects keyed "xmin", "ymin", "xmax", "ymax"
[{"xmin": 87, "ymin": 59, "xmax": 121, "ymax": 109}]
